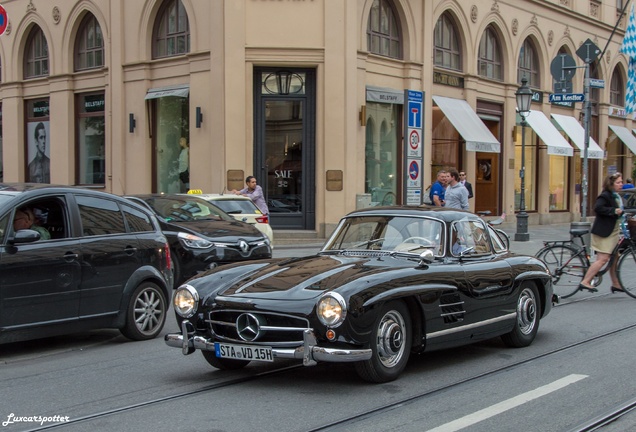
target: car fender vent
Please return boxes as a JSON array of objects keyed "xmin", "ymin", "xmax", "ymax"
[{"xmin": 439, "ymin": 292, "xmax": 465, "ymax": 323}]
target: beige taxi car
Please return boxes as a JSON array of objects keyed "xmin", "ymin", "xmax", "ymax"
[{"xmin": 196, "ymin": 193, "xmax": 274, "ymax": 247}]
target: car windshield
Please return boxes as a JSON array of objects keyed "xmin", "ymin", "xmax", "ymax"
[
  {"xmin": 212, "ymin": 199, "xmax": 260, "ymax": 215},
  {"xmin": 323, "ymin": 215, "xmax": 444, "ymax": 255},
  {"xmin": 144, "ymin": 197, "xmax": 233, "ymax": 222}
]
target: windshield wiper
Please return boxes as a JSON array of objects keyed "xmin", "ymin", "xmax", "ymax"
[{"xmin": 350, "ymin": 237, "xmax": 385, "ymax": 249}]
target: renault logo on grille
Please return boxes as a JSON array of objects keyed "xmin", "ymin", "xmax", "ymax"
[
  {"xmin": 236, "ymin": 313, "xmax": 263, "ymax": 341},
  {"xmin": 238, "ymin": 240, "xmax": 249, "ymax": 253}
]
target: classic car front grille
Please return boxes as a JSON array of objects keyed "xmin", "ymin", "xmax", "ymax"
[
  {"xmin": 439, "ymin": 293, "xmax": 465, "ymax": 323},
  {"xmin": 206, "ymin": 310, "xmax": 311, "ymax": 346}
]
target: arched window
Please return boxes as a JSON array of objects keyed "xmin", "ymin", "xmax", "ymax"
[
  {"xmin": 518, "ymin": 38, "xmax": 539, "ymax": 87},
  {"xmin": 24, "ymin": 26, "xmax": 49, "ymax": 79},
  {"xmin": 478, "ymin": 25, "xmax": 502, "ymax": 80},
  {"xmin": 367, "ymin": 0, "xmax": 402, "ymax": 59},
  {"xmin": 75, "ymin": 14, "xmax": 104, "ymax": 71},
  {"xmin": 153, "ymin": 0, "xmax": 190, "ymax": 59},
  {"xmin": 610, "ymin": 68, "xmax": 625, "ymax": 106},
  {"xmin": 434, "ymin": 12, "xmax": 461, "ymax": 71}
]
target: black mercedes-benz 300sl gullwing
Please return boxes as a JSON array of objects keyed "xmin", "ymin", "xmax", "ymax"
[{"xmin": 165, "ymin": 206, "xmax": 554, "ymax": 382}]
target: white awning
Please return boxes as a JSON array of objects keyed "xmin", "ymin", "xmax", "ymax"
[
  {"xmin": 609, "ymin": 125, "xmax": 636, "ymax": 155},
  {"xmin": 550, "ymin": 113, "xmax": 604, "ymax": 159},
  {"xmin": 144, "ymin": 85, "xmax": 190, "ymax": 100},
  {"xmin": 525, "ymin": 110, "xmax": 573, "ymax": 156},
  {"xmin": 432, "ymin": 95, "xmax": 501, "ymax": 153}
]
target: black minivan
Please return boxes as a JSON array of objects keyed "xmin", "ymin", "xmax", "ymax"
[{"xmin": 0, "ymin": 184, "xmax": 173, "ymax": 344}]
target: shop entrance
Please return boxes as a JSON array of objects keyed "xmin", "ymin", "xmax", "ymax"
[
  {"xmin": 148, "ymin": 87, "xmax": 190, "ymax": 194},
  {"xmin": 254, "ymin": 68, "xmax": 315, "ymax": 230}
]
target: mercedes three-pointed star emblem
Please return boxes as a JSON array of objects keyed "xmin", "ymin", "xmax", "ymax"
[{"xmin": 236, "ymin": 313, "xmax": 262, "ymax": 341}]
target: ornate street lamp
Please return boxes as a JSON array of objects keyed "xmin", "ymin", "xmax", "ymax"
[{"xmin": 514, "ymin": 77, "xmax": 533, "ymax": 242}]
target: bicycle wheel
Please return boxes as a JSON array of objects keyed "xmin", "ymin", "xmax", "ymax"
[
  {"xmin": 617, "ymin": 247, "xmax": 636, "ymax": 299},
  {"xmin": 536, "ymin": 245, "xmax": 586, "ymax": 299}
]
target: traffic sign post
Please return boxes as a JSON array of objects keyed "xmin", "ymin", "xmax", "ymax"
[{"xmin": 404, "ymin": 90, "xmax": 424, "ymax": 205}]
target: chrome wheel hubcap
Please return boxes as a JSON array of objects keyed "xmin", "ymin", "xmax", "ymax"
[
  {"xmin": 376, "ymin": 310, "xmax": 406, "ymax": 368},
  {"xmin": 517, "ymin": 288, "xmax": 537, "ymax": 335}
]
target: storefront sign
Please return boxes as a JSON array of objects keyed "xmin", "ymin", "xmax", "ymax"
[
  {"xmin": 366, "ymin": 86, "xmax": 404, "ymax": 104},
  {"xmin": 83, "ymin": 94, "xmax": 105, "ymax": 113},
  {"xmin": 30, "ymin": 100, "xmax": 49, "ymax": 118},
  {"xmin": 609, "ymin": 106, "xmax": 627, "ymax": 118},
  {"xmin": 531, "ymin": 91, "xmax": 543, "ymax": 103},
  {"xmin": 433, "ymin": 72, "xmax": 464, "ymax": 88}
]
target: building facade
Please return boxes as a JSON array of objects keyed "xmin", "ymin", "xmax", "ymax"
[{"xmin": 0, "ymin": 0, "xmax": 634, "ymax": 236}]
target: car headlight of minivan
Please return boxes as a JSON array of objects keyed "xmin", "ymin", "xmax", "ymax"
[
  {"xmin": 317, "ymin": 293, "xmax": 347, "ymax": 327},
  {"xmin": 173, "ymin": 285, "xmax": 199, "ymax": 318},
  {"xmin": 177, "ymin": 232, "xmax": 214, "ymax": 249}
]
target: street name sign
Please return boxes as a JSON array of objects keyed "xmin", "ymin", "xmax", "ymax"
[{"xmin": 549, "ymin": 93, "xmax": 584, "ymax": 103}]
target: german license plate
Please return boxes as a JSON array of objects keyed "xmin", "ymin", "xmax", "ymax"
[{"xmin": 214, "ymin": 342, "xmax": 274, "ymax": 362}]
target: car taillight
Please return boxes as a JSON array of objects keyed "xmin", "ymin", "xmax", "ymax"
[
  {"xmin": 256, "ymin": 215, "xmax": 269, "ymax": 224},
  {"xmin": 164, "ymin": 242, "xmax": 172, "ymax": 270}
]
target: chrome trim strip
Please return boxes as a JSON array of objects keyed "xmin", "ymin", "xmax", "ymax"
[
  {"xmin": 426, "ymin": 312, "xmax": 516, "ymax": 339},
  {"xmin": 440, "ymin": 311, "xmax": 465, "ymax": 317},
  {"xmin": 440, "ymin": 301, "xmax": 464, "ymax": 307}
]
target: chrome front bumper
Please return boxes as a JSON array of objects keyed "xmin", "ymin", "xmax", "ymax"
[{"xmin": 164, "ymin": 320, "xmax": 372, "ymax": 366}]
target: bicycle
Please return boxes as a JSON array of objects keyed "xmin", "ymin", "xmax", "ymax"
[
  {"xmin": 477, "ymin": 211, "xmax": 510, "ymax": 250},
  {"xmin": 534, "ymin": 218, "xmax": 636, "ymax": 299}
]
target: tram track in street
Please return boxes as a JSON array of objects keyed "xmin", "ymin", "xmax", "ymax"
[
  {"xmin": 566, "ymin": 396, "xmax": 636, "ymax": 432},
  {"xmin": 23, "ymin": 314, "xmax": 636, "ymax": 432}
]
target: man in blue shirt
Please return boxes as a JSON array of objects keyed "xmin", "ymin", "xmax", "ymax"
[{"xmin": 429, "ymin": 169, "xmax": 448, "ymax": 206}]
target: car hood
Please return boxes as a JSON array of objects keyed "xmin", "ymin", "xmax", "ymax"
[
  {"xmin": 166, "ymin": 219, "xmax": 263, "ymax": 240},
  {"xmin": 215, "ymin": 254, "xmax": 408, "ymax": 301}
]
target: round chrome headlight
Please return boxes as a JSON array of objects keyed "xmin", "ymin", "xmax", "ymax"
[
  {"xmin": 173, "ymin": 285, "xmax": 199, "ymax": 318},
  {"xmin": 317, "ymin": 293, "xmax": 347, "ymax": 327}
]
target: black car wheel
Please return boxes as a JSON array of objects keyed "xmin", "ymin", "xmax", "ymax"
[
  {"xmin": 201, "ymin": 350, "xmax": 250, "ymax": 370},
  {"xmin": 355, "ymin": 300, "xmax": 412, "ymax": 383},
  {"xmin": 501, "ymin": 282, "xmax": 540, "ymax": 348},
  {"xmin": 120, "ymin": 282, "xmax": 167, "ymax": 341}
]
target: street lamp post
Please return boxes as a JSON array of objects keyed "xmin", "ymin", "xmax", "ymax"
[{"xmin": 514, "ymin": 77, "xmax": 533, "ymax": 242}]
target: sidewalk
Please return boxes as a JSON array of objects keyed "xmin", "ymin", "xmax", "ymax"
[{"xmin": 502, "ymin": 223, "xmax": 575, "ymax": 256}]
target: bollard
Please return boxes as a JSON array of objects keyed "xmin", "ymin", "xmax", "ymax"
[{"xmin": 570, "ymin": 221, "xmax": 591, "ymax": 254}]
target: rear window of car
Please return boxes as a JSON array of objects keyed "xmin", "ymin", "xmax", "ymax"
[
  {"xmin": 213, "ymin": 199, "xmax": 260, "ymax": 215},
  {"xmin": 76, "ymin": 195, "xmax": 126, "ymax": 236},
  {"xmin": 122, "ymin": 204, "xmax": 154, "ymax": 232}
]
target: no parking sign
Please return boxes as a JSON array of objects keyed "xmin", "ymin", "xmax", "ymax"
[{"xmin": 0, "ymin": 5, "xmax": 7, "ymax": 36}]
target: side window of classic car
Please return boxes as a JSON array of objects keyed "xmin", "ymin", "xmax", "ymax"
[
  {"xmin": 451, "ymin": 220, "xmax": 492, "ymax": 256},
  {"xmin": 487, "ymin": 225, "xmax": 508, "ymax": 253},
  {"xmin": 76, "ymin": 195, "xmax": 126, "ymax": 236}
]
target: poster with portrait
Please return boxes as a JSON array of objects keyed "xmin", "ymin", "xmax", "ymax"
[
  {"xmin": 27, "ymin": 120, "xmax": 51, "ymax": 183},
  {"xmin": 477, "ymin": 158, "xmax": 492, "ymax": 181}
]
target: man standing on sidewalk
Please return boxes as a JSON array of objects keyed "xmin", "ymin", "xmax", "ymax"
[
  {"xmin": 444, "ymin": 168, "xmax": 469, "ymax": 210},
  {"xmin": 429, "ymin": 169, "xmax": 448, "ymax": 206}
]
